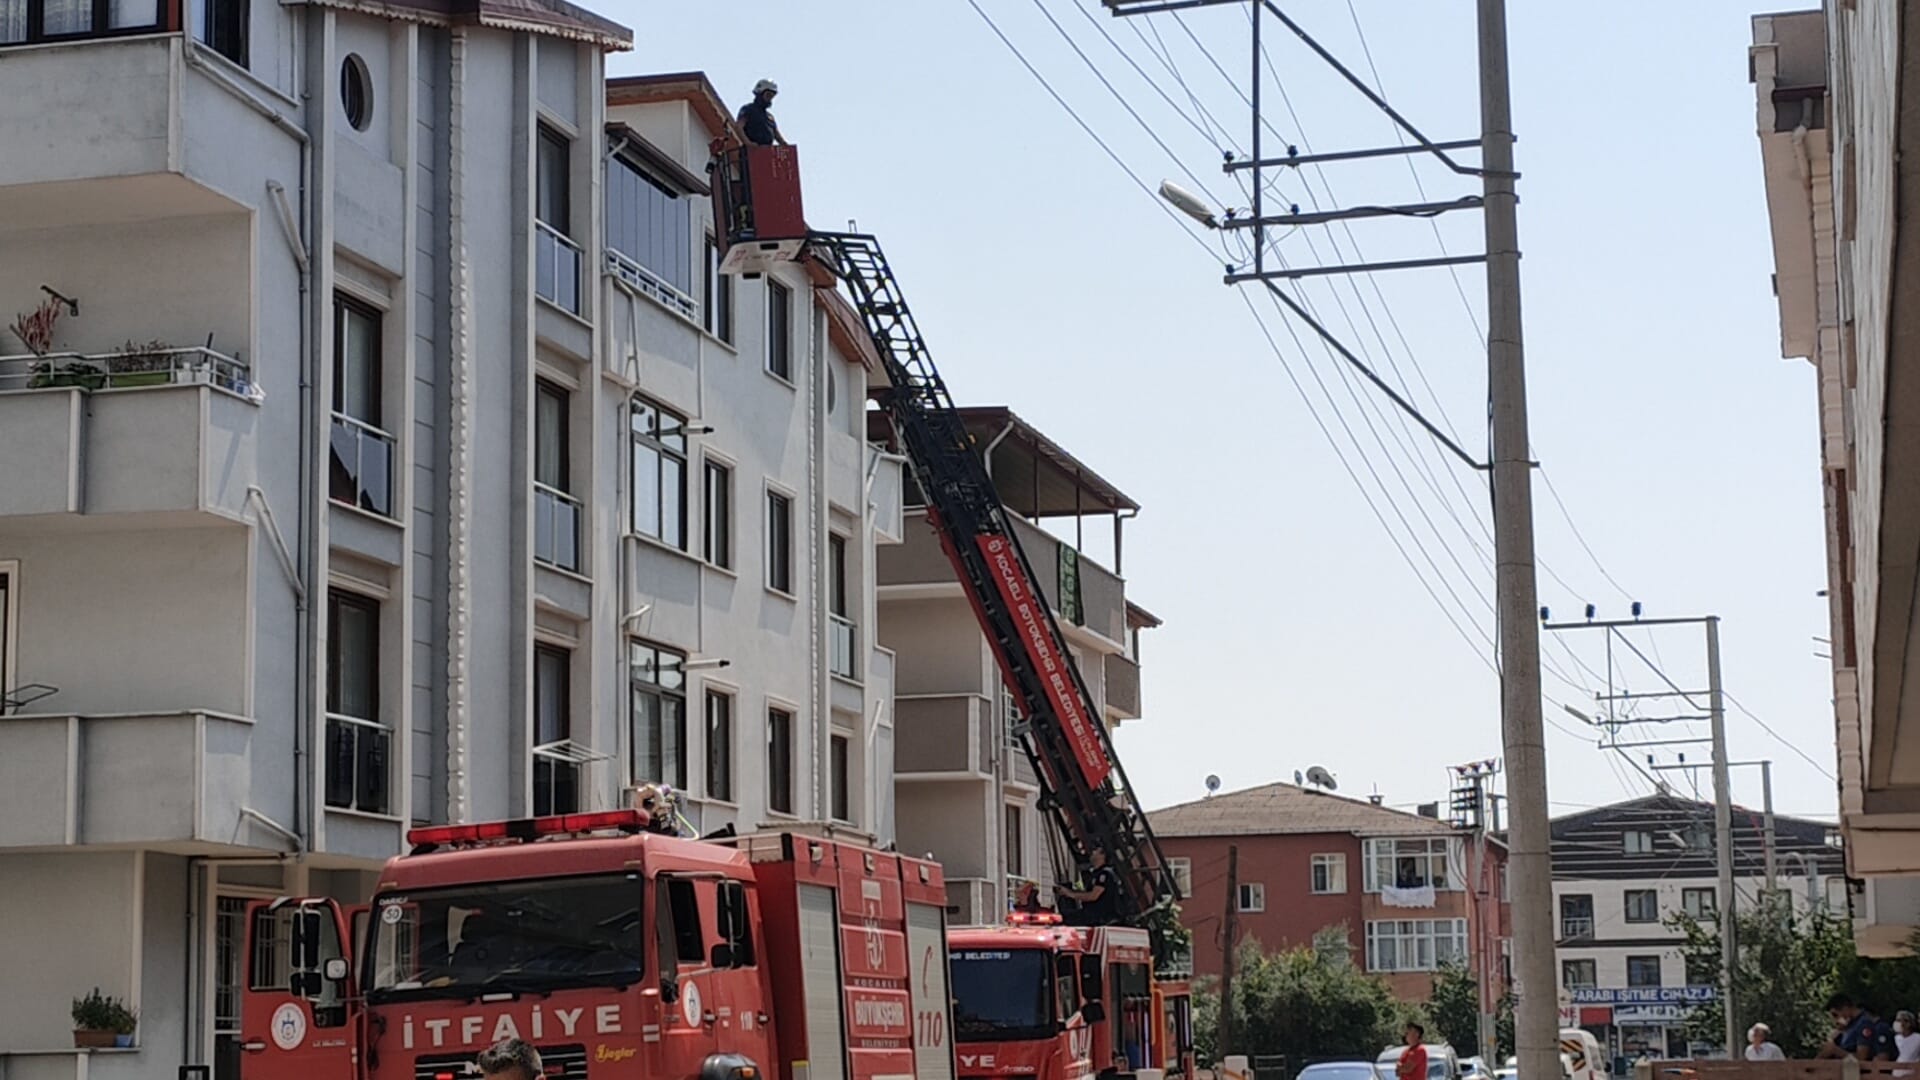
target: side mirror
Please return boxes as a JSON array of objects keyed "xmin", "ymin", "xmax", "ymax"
[
  {"xmin": 660, "ymin": 976, "xmax": 679, "ymax": 1004},
  {"xmin": 1079, "ymin": 1001, "xmax": 1107, "ymax": 1025},
  {"xmin": 292, "ymin": 909, "xmax": 324, "ymax": 972},
  {"xmin": 323, "ymin": 958, "xmax": 349, "ymax": 982},
  {"xmin": 710, "ymin": 943, "xmax": 735, "ymax": 969}
]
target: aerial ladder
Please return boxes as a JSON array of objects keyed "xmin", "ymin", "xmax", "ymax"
[{"xmin": 711, "ymin": 141, "xmax": 1178, "ymax": 934}]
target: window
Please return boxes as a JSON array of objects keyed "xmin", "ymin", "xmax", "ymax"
[
  {"xmin": 606, "ymin": 152, "xmax": 693, "ymax": 314},
  {"xmin": 716, "ymin": 880, "xmax": 755, "ymax": 967},
  {"xmin": 535, "ymin": 124, "xmax": 580, "ymax": 312},
  {"xmin": 1626, "ymin": 955, "xmax": 1662, "ymax": 988},
  {"xmin": 324, "ymin": 590, "xmax": 388, "ymax": 814},
  {"xmin": 1623, "ymin": 830, "xmax": 1655, "ymax": 854},
  {"xmin": 705, "ymin": 690, "xmax": 733, "ymax": 802},
  {"xmin": 1363, "ymin": 918, "xmax": 1468, "ymax": 973},
  {"xmin": 1166, "ymin": 857, "xmax": 1193, "ymax": 897},
  {"xmin": 329, "ymin": 297, "xmax": 393, "ymax": 516},
  {"xmin": 532, "ymin": 645, "xmax": 576, "ymax": 816},
  {"xmin": 663, "ymin": 877, "xmax": 705, "ymax": 963},
  {"xmin": 201, "ymin": 0, "xmax": 246, "ymax": 64},
  {"xmin": 1682, "ymin": 823, "xmax": 1713, "ymax": 852},
  {"xmin": 1237, "ymin": 883, "xmax": 1265, "ymax": 913},
  {"xmin": 1682, "ymin": 887, "xmax": 1716, "ymax": 920},
  {"xmin": 1006, "ymin": 805, "xmax": 1025, "ymax": 877},
  {"xmin": 3, "ymin": 0, "xmax": 170, "ymax": 44},
  {"xmin": 1311, "ymin": 853, "xmax": 1348, "ymax": 895},
  {"xmin": 766, "ymin": 280, "xmax": 793, "ymax": 380},
  {"xmin": 828, "ymin": 533, "xmax": 855, "ymax": 678},
  {"xmin": 534, "ymin": 380, "xmax": 580, "ymax": 572},
  {"xmin": 767, "ymin": 707, "xmax": 794, "ymax": 814},
  {"xmin": 0, "ymin": 563, "xmax": 12, "ymax": 695},
  {"xmin": 630, "ymin": 398, "xmax": 688, "ymax": 549},
  {"xmin": 1362, "ymin": 837, "xmax": 1461, "ymax": 892},
  {"xmin": 1624, "ymin": 889, "xmax": 1659, "ymax": 924},
  {"xmin": 703, "ymin": 460, "xmax": 732, "ymax": 568},
  {"xmin": 1560, "ymin": 893, "xmax": 1594, "ymax": 939},
  {"xmin": 703, "ymin": 234, "xmax": 735, "ymax": 344},
  {"xmin": 1562, "ymin": 959, "xmax": 1597, "ymax": 990},
  {"xmin": 765, "ymin": 490, "xmax": 793, "ymax": 594},
  {"xmin": 629, "ymin": 641, "xmax": 686, "ymax": 789},
  {"xmin": 340, "ymin": 54, "xmax": 372, "ymax": 131},
  {"xmin": 830, "ymin": 733, "xmax": 851, "ymax": 822}
]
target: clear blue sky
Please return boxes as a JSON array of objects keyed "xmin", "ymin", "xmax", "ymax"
[{"xmin": 606, "ymin": 2, "xmax": 1838, "ymax": 820}]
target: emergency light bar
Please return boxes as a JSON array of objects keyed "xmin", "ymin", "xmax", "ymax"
[
  {"xmin": 406, "ymin": 809, "xmax": 646, "ymax": 850},
  {"xmin": 1009, "ymin": 910, "xmax": 1063, "ymax": 925}
]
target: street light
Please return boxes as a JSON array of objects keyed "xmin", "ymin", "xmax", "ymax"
[{"xmin": 1159, "ymin": 180, "xmax": 1220, "ymax": 229}]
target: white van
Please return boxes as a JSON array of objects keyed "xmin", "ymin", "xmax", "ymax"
[
  {"xmin": 1559, "ymin": 1030, "xmax": 1607, "ymax": 1080},
  {"xmin": 1378, "ymin": 1044, "xmax": 1461, "ymax": 1080}
]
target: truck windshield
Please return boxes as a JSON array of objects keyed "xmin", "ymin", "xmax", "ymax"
[
  {"xmin": 950, "ymin": 949, "xmax": 1052, "ymax": 1042},
  {"xmin": 366, "ymin": 873, "xmax": 644, "ymax": 1003}
]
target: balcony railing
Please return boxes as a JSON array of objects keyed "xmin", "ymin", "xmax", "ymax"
[
  {"xmin": 329, "ymin": 412, "xmax": 395, "ymax": 518},
  {"xmin": 1560, "ymin": 916, "xmax": 1595, "ymax": 940},
  {"xmin": 829, "ymin": 614, "xmax": 857, "ymax": 679},
  {"xmin": 607, "ymin": 248, "xmax": 698, "ymax": 321},
  {"xmin": 535, "ymin": 220, "xmax": 583, "ymax": 315},
  {"xmin": 0, "ymin": 0, "xmax": 179, "ymax": 48},
  {"xmin": 323, "ymin": 713, "xmax": 391, "ymax": 816},
  {"xmin": 534, "ymin": 482, "xmax": 583, "ymax": 572},
  {"xmin": 0, "ymin": 346, "xmax": 257, "ymax": 397}
]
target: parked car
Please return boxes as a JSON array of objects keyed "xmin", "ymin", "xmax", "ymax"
[
  {"xmin": 1378, "ymin": 1044, "xmax": 1461, "ymax": 1080},
  {"xmin": 1460, "ymin": 1057, "xmax": 1490, "ymax": 1079},
  {"xmin": 1297, "ymin": 1063, "xmax": 1386, "ymax": 1080}
]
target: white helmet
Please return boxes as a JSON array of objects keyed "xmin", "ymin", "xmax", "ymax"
[{"xmin": 754, "ymin": 78, "xmax": 779, "ymax": 95}]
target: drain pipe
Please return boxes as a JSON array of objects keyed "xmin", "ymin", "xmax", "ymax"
[
  {"xmin": 981, "ymin": 419, "xmax": 1015, "ymax": 480},
  {"xmin": 444, "ymin": 26, "xmax": 474, "ymax": 823}
]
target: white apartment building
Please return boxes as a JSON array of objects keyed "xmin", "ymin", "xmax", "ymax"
[
  {"xmin": 0, "ymin": 0, "xmax": 899, "ymax": 1065},
  {"xmin": 1551, "ymin": 795, "xmax": 1845, "ymax": 1061},
  {"xmin": 874, "ymin": 407, "xmax": 1154, "ymax": 924}
]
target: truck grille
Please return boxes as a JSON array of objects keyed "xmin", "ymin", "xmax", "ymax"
[{"xmin": 414, "ymin": 1043, "xmax": 589, "ymax": 1080}]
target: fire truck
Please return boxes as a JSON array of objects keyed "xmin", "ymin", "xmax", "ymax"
[
  {"xmin": 237, "ymin": 811, "xmax": 957, "ymax": 1080},
  {"xmin": 710, "ymin": 144, "xmax": 1194, "ymax": 1080}
]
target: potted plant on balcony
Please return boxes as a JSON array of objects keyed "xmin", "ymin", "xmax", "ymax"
[
  {"xmin": 71, "ymin": 987, "xmax": 136, "ymax": 1049},
  {"xmin": 104, "ymin": 339, "xmax": 177, "ymax": 388},
  {"xmin": 9, "ymin": 296, "xmax": 61, "ymax": 356},
  {"xmin": 27, "ymin": 360, "xmax": 105, "ymax": 391}
]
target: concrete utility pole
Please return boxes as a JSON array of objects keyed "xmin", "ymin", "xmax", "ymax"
[
  {"xmin": 1760, "ymin": 760, "xmax": 1778, "ymax": 896},
  {"xmin": 1706, "ymin": 617, "xmax": 1738, "ymax": 1054},
  {"xmin": 1217, "ymin": 844, "xmax": 1240, "ymax": 1061},
  {"xmin": 1477, "ymin": 1, "xmax": 1556, "ymax": 1077}
]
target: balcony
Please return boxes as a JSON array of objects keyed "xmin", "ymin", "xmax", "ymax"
[
  {"xmin": 830, "ymin": 614, "xmax": 858, "ymax": 680},
  {"xmin": 329, "ymin": 412, "xmax": 395, "ymax": 518},
  {"xmin": 895, "ymin": 694, "xmax": 994, "ymax": 777},
  {"xmin": 323, "ymin": 713, "xmax": 391, "ymax": 817},
  {"xmin": 0, "ymin": 347, "xmax": 259, "ymax": 520},
  {"xmin": 534, "ymin": 482, "xmax": 582, "ymax": 572},
  {"xmin": 607, "ymin": 247, "xmax": 696, "ymax": 321},
  {"xmin": 536, "ymin": 221, "xmax": 583, "ymax": 315},
  {"xmin": 1106, "ymin": 652, "xmax": 1141, "ymax": 719},
  {"xmin": 0, "ymin": 709, "xmax": 253, "ymax": 850}
]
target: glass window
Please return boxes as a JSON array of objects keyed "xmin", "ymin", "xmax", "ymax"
[
  {"xmin": 716, "ymin": 881, "xmax": 755, "ymax": 967},
  {"xmin": 767, "ymin": 707, "xmax": 793, "ymax": 814},
  {"xmin": 1311, "ymin": 853, "xmax": 1347, "ymax": 895},
  {"xmin": 1006, "ymin": 805, "xmax": 1024, "ymax": 878},
  {"xmin": 537, "ymin": 125, "xmax": 570, "ymax": 235},
  {"xmin": 766, "ymin": 280, "xmax": 792, "ymax": 379},
  {"xmin": 1681, "ymin": 887, "xmax": 1716, "ymax": 920},
  {"xmin": 533, "ymin": 645, "xmax": 576, "ymax": 816},
  {"xmin": 828, "ymin": 533, "xmax": 849, "ymax": 617},
  {"xmin": 1624, "ymin": 889, "xmax": 1659, "ymax": 924},
  {"xmin": 1166, "ymin": 857, "xmax": 1192, "ymax": 897},
  {"xmin": 325, "ymin": 590, "xmax": 388, "ymax": 814},
  {"xmin": 705, "ymin": 690, "xmax": 733, "ymax": 802},
  {"xmin": 1363, "ymin": 918, "xmax": 1468, "ymax": 973},
  {"xmin": 535, "ymin": 381, "xmax": 569, "ymax": 492},
  {"xmin": 1627, "ymin": 955, "xmax": 1662, "ymax": 988},
  {"xmin": 1623, "ymin": 830, "xmax": 1655, "ymax": 854},
  {"xmin": 703, "ymin": 234, "xmax": 735, "ymax": 343},
  {"xmin": 606, "ymin": 154, "xmax": 692, "ymax": 300},
  {"xmin": 1362, "ymin": 837, "xmax": 1461, "ymax": 892},
  {"xmin": 1237, "ymin": 883, "xmax": 1264, "ymax": 913},
  {"xmin": 1560, "ymin": 894, "xmax": 1595, "ymax": 939},
  {"xmin": 630, "ymin": 397, "xmax": 688, "ymax": 549},
  {"xmin": 0, "ymin": 565, "xmax": 11, "ymax": 694},
  {"xmin": 830, "ymin": 733, "xmax": 851, "ymax": 822},
  {"xmin": 629, "ymin": 641, "xmax": 686, "ymax": 789},
  {"xmin": 766, "ymin": 490, "xmax": 793, "ymax": 594},
  {"xmin": 333, "ymin": 298, "xmax": 381, "ymax": 425},
  {"xmin": 534, "ymin": 381, "xmax": 579, "ymax": 571},
  {"xmin": 703, "ymin": 460, "xmax": 732, "ymax": 569},
  {"xmin": 952, "ymin": 949, "xmax": 1052, "ymax": 1043},
  {"xmin": 1562, "ymin": 959, "xmax": 1597, "ymax": 990},
  {"xmin": 199, "ymin": 0, "xmax": 247, "ymax": 66}
]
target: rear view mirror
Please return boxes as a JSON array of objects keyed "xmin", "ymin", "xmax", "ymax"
[
  {"xmin": 710, "ymin": 943, "xmax": 735, "ymax": 969},
  {"xmin": 323, "ymin": 958, "xmax": 349, "ymax": 982},
  {"xmin": 292, "ymin": 909, "xmax": 324, "ymax": 972},
  {"xmin": 1079, "ymin": 1001, "xmax": 1107, "ymax": 1025}
]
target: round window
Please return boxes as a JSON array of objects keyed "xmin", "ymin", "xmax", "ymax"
[{"xmin": 341, "ymin": 54, "xmax": 373, "ymax": 131}]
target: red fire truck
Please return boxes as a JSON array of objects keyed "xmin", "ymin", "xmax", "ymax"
[
  {"xmin": 712, "ymin": 143, "xmax": 1194, "ymax": 1080},
  {"xmin": 237, "ymin": 810, "xmax": 957, "ymax": 1080}
]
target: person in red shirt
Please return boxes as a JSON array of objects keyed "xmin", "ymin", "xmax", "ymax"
[{"xmin": 1396, "ymin": 1024, "xmax": 1429, "ymax": 1080}]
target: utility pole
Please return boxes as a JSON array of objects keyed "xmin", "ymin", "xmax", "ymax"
[
  {"xmin": 1477, "ymin": 2, "xmax": 1556, "ymax": 1077},
  {"xmin": 1706, "ymin": 616, "xmax": 1737, "ymax": 1055},
  {"xmin": 1218, "ymin": 844, "xmax": 1240, "ymax": 1062},
  {"xmin": 1761, "ymin": 760, "xmax": 1779, "ymax": 896},
  {"xmin": 1452, "ymin": 761, "xmax": 1501, "ymax": 1065}
]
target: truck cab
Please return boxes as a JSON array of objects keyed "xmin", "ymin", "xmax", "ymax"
[{"xmin": 238, "ymin": 810, "xmax": 955, "ymax": 1080}]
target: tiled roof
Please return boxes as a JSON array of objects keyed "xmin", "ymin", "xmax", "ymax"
[
  {"xmin": 293, "ymin": 0, "xmax": 631, "ymax": 49},
  {"xmin": 1149, "ymin": 780, "xmax": 1459, "ymax": 838}
]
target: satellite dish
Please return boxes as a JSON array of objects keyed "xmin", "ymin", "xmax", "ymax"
[
  {"xmin": 1294, "ymin": 770, "xmax": 1305, "ymax": 786},
  {"xmin": 1306, "ymin": 766, "xmax": 1338, "ymax": 791},
  {"xmin": 1204, "ymin": 774, "xmax": 1222, "ymax": 796}
]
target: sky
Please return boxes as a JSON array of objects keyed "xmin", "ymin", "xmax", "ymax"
[{"xmin": 604, "ymin": 1, "xmax": 1839, "ymax": 821}]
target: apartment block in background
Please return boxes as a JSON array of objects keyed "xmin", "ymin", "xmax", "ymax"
[
  {"xmin": 875, "ymin": 406, "xmax": 1156, "ymax": 924},
  {"xmin": 1151, "ymin": 781, "xmax": 1511, "ymax": 1005}
]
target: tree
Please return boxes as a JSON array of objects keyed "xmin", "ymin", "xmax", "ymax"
[
  {"xmin": 1429, "ymin": 962, "xmax": 1482, "ymax": 1055},
  {"xmin": 1194, "ymin": 930, "xmax": 1414, "ymax": 1067},
  {"xmin": 1670, "ymin": 903, "xmax": 1853, "ymax": 1057}
]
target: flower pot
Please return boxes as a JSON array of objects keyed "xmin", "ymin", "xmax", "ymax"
[
  {"xmin": 31, "ymin": 371, "xmax": 104, "ymax": 391},
  {"xmin": 106, "ymin": 371, "xmax": 170, "ymax": 389},
  {"xmin": 113, "ymin": 1033, "xmax": 134, "ymax": 1048},
  {"xmin": 73, "ymin": 1029, "xmax": 116, "ymax": 1049}
]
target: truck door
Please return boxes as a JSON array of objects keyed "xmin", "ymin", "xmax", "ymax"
[
  {"xmin": 712, "ymin": 878, "xmax": 777, "ymax": 1068},
  {"xmin": 239, "ymin": 898, "xmax": 359, "ymax": 1079},
  {"xmin": 655, "ymin": 875, "xmax": 721, "ymax": 1066}
]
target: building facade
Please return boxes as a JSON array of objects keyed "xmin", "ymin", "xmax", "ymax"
[
  {"xmin": 875, "ymin": 407, "xmax": 1154, "ymax": 924},
  {"xmin": 1550, "ymin": 795, "xmax": 1846, "ymax": 1061},
  {"xmin": 1751, "ymin": 5, "xmax": 1920, "ymax": 952},
  {"xmin": 0, "ymin": 7, "xmax": 904, "ymax": 1069},
  {"xmin": 1150, "ymin": 782, "xmax": 1511, "ymax": 1009}
]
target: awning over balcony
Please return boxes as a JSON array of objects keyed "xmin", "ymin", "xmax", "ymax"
[{"xmin": 868, "ymin": 405, "xmax": 1138, "ymax": 518}]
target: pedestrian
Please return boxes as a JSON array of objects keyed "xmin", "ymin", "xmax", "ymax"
[
  {"xmin": 476, "ymin": 1038, "xmax": 543, "ymax": 1080},
  {"xmin": 1099, "ymin": 1051, "xmax": 1131, "ymax": 1080},
  {"xmin": 1895, "ymin": 1011, "xmax": 1920, "ymax": 1066},
  {"xmin": 1057, "ymin": 846, "xmax": 1120, "ymax": 925},
  {"xmin": 1745, "ymin": 1023, "xmax": 1786, "ymax": 1062},
  {"xmin": 737, "ymin": 79, "xmax": 787, "ymax": 147},
  {"xmin": 1396, "ymin": 1023, "xmax": 1429, "ymax": 1080},
  {"xmin": 1820, "ymin": 993, "xmax": 1896, "ymax": 1061}
]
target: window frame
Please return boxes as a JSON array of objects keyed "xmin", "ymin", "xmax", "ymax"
[
  {"xmin": 629, "ymin": 640, "xmax": 688, "ymax": 790},
  {"xmin": 1006, "ymin": 804, "xmax": 1025, "ymax": 878},
  {"xmin": 1622, "ymin": 830, "xmax": 1656, "ymax": 854},
  {"xmin": 532, "ymin": 643, "xmax": 577, "ymax": 816},
  {"xmin": 200, "ymin": 0, "xmax": 247, "ymax": 66},
  {"xmin": 1362, "ymin": 837, "xmax": 1460, "ymax": 892},
  {"xmin": 703, "ymin": 457, "xmax": 733, "ymax": 570},
  {"xmin": 767, "ymin": 705, "xmax": 795, "ymax": 815},
  {"xmin": 1237, "ymin": 882, "xmax": 1265, "ymax": 913},
  {"xmin": 0, "ymin": 560, "xmax": 15, "ymax": 698},
  {"xmin": 1310, "ymin": 852, "xmax": 1348, "ymax": 895},
  {"xmin": 1681, "ymin": 887, "xmax": 1716, "ymax": 920},
  {"xmin": 1626, "ymin": 954, "xmax": 1663, "ymax": 989},
  {"xmin": 766, "ymin": 279, "xmax": 793, "ymax": 381},
  {"xmin": 324, "ymin": 588, "xmax": 389, "ymax": 815},
  {"xmin": 765, "ymin": 488, "xmax": 794, "ymax": 595},
  {"xmin": 1562, "ymin": 958, "xmax": 1598, "ymax": 990},
  {"xmin": 629, "ymin": 396, "xmax": 690, "ymax": 550},
  {"xmin": 704, "ymin": 688, "xmax": 734, "ymax": 803},
  {"xmin": 1623, "ymin": 888, "xmax": 1660, "ymax": 924},
  {"xmin": 332, "ymin": 295, "xmax": 383, "ymax": 427},
  {"xmin": 1363, "ymin": 918, "xmax": 1468, "ymax": 973},
  {"xmin": 1560, "ymin": 893, "xmax": 1595, "ymax": 939},
  {"xmin": 830, "ymin": 732, "xmax": 851, "ymax": 823},
  {"xmin": 536, "ymin": 123, "xmax": 572, "ymax": 236},
  {"xmin": 703, "ymin": 232, "xmax": 735, "ymax": 345}
]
